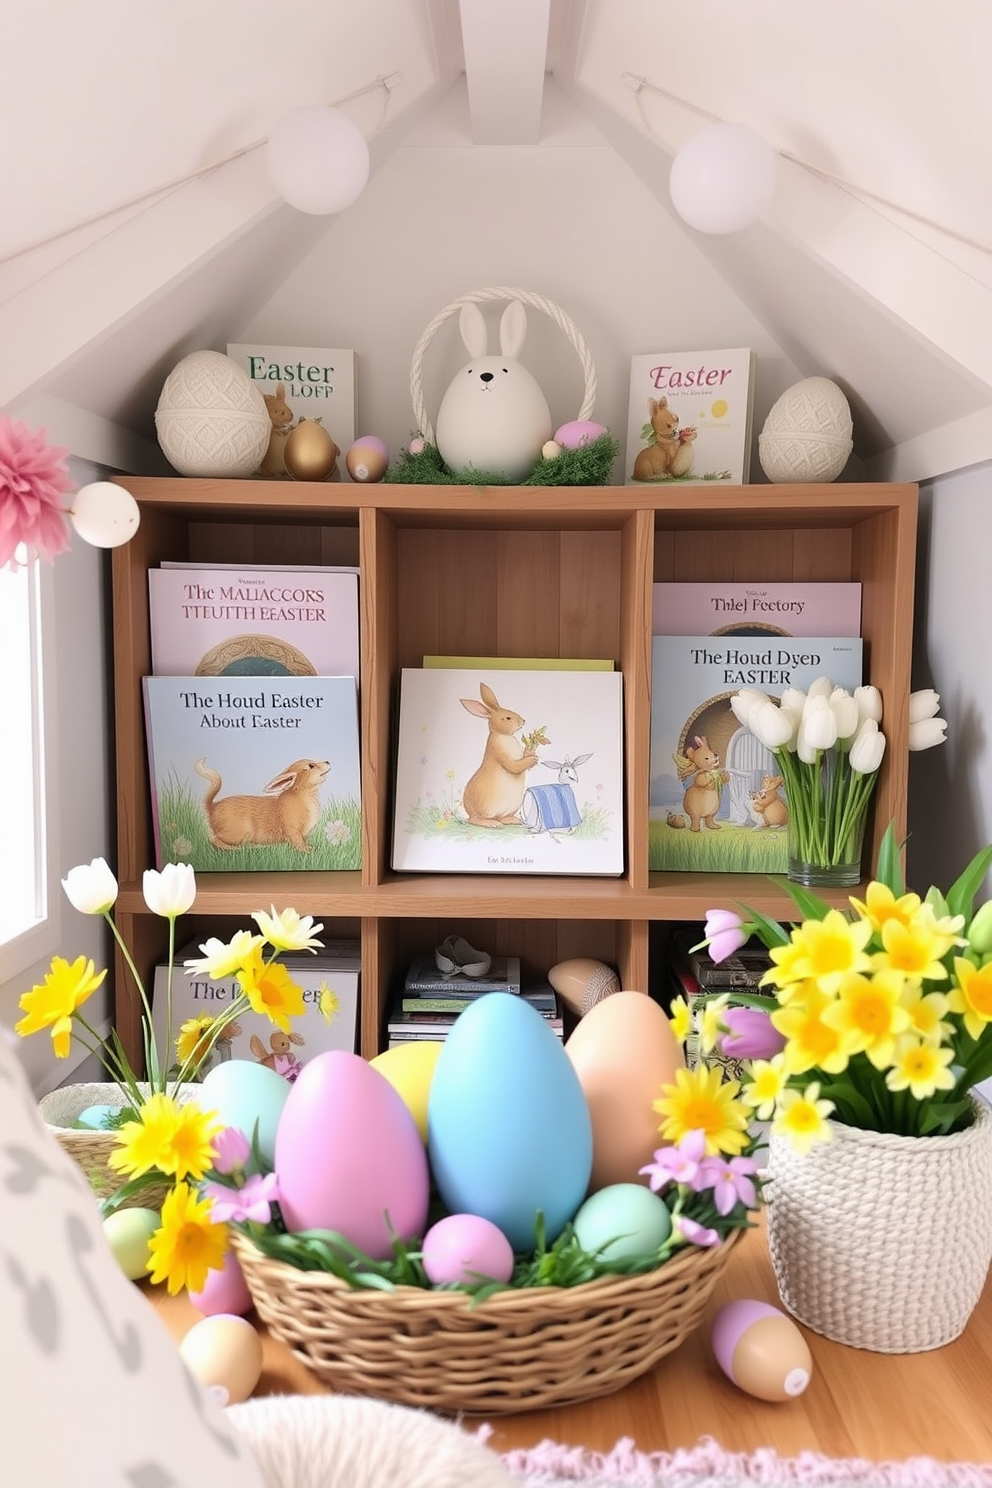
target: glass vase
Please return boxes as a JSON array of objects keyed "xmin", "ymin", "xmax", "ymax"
[{"xmin": 784, "ymin": 744, "xmax": 875, "ymax": 888}]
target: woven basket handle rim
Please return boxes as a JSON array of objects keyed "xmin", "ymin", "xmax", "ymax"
[{"xmin": 409, "ymin": 285, "xmax": 597, "ymax": 446}]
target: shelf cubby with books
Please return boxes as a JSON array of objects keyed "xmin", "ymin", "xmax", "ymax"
[{"xmin": 110, "ymin": 477, "xmax": 917, "ymax": 1065}]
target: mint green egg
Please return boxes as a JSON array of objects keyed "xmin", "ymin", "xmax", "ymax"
[
  {"xmin": 103, "ymin": 1207, "xmax": 160, "ymax": 1280},
  {"xmin": 572, "ymin": 1183, "xmax": 672, "ymax": 1262}
]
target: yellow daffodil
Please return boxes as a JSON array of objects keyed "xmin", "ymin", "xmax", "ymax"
[
  {"xmin": 899, "ymin": 983, "xmax": 953, "ymax": 1043},
  {"xmin": 184, "ymin": 929, "xmax": 264, "ymax": 979},
  {"xmin": 772, "ymin": 1083, "xmax": 835, "ymax": 1153},
  {"xmin": 175, "ymin": 1015, "xmax": 217, "ymax": 1069},
  {"xmin": 146, "ymin": 1183, "xmax": 229, "ymax": 1296},
  {"xmin": 108, "ymin": 1092, "xmax": 181, "ymax": 1179},
  {"xmin": 15, "ymin": 956, "xmax": 107, "ymax": 1058},
  {"xmin": 699, "ymin": 993, "xmax": 730, "ymax": 1055},
  {"xmin": 164, "ymin": 1101, "xmax": 224, "ymax": 1182},
  {"xmin": 741, "ymin": 1054, "xmax": 789, "ymax": 1120},
  {"xmin": 252, "ymin": 905, "xmax": 324, "ymax": 954},
  {"xmin": 771, "ymin": 981, "xmax": 855, "ymax": 1075},
  {"xmin": 885, "ymin": 1040, "xmax": 956, "ymax": 1100},
  {"xmin": 764, "ymin": 910, "xmax": 872, "ymax": 996},
  {"xmin": 668, "ymin": 994, "xmax": 692, "ymax": 1043},
  {"xmin": 652, "ymin": 1064, "xmax": 750, "ymax": 1156},
  {"xmin": 948, "ymin": 957, "xmax": 992, "ymax": 1040},
  {"xmin": 849, "ymin": 881, "xmax": 922, "ymax": 934},
  {"xmin": 318, "ymin": 984, "xmax": 341, "ymax": 1024},
  {"xmin": 820, "ymin": 968, "xmax": 913, "ymax": 1070},
  {"xmin": 236, "ymin": 946, "xmax": 306, "ymax": 1033},
  {"xmin": 873, "ymin": 907, "xmax": 964, "ymax": 981}
]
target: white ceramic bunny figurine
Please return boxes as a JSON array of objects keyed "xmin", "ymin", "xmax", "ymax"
[{"xmin": 434, "ymin": 299, "xmax": 553, "ymax": 482}]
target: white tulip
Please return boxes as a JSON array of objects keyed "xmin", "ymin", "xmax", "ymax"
[
  {"xmin": 62, "ymin": 857, "xmax": 119, "ymax": 914},
  {"xmin": 801, "ymin": 696, "xmax": 839, "ymax": 752},
  {"xmin": 807, "ymin": 676, "xmax": 834, "ymax": 701},
  {"xmin": 731, "ymin": 688, "xmax": 768, "ymax": 729},
  {"xmin": 909, "ymin": 716, "xmax": 948, "ymax": 751},
  {"xmin": 850, "ymin": 718, "xmax": 887, "ymax": 774},
  {"xmin": 854, "ymin": 685, "xmax": 883, "ymax": 724},
  {"xmin": 830, "ymin": 688, "xmax": 860, "ymax": 741},
  {"xmin": 909, "ymin": 689, "xmax": 941, "ymax": 724},
  {"xmin": 797, "ymin": 731, "xmax": 820, "ymax": 765},
  {"xmin": 751, "ymin": 698, "xmax": 795, "ymax": 750},
  {"xmin": 778, "ymin": 686, "xmax": 807, "ymax": 734},
  {"xmin": 143, "ymin": 863, "xmax": 197, "ymax": 917}
]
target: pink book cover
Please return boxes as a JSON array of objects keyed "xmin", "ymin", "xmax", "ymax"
[
  {"xmin": 148, "ymin": 565, "xmax": 359, "ymax": 679},
  {"xmin": 652, "ymin": 581, "xmax": 861, "ymax": 638}
]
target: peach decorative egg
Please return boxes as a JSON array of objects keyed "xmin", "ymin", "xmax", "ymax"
[
  {"xmin": 711, "ymin": 1300, "xmax": 813, "ymax": 1401},
  {"xmin": 346, "ymin": 436, "xmax": 389, "ymax": 482},
  {"xmin": 274, "ymin": 1050, "xmax": 429, "ymax": 1258},
  {"xmin": 178, "ymin": 1314, "xmax": 263, "ymax": 1406},
  {"xmin": 564, "ymin": 990, "xmax": 685, "ymax": 1192}
]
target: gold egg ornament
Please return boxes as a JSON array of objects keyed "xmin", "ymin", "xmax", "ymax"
[{"xmin": 284, "ymin": 418, "xmax": 340, "ymax": 481}]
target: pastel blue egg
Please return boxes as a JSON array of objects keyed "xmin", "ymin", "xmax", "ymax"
[
  {"xmin": 428, "ymin": 993, "xmax": 592, "ymax": 1250},
  {"xmin": 199, "ymin": 1060, "xmax": 291, "ymax": 1165}
]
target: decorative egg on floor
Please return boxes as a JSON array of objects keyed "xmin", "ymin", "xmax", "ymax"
[
  {"xmin": 564, "ymin": 990, "xmax": 685, "ymax": 1192},
  {"xmin": 154, "ymin": 349, "xmax": 271, "ymax": 478},
  {"xmin": 284, "ymin": 417, "xmax": 340, "ymax": 481},
  {"xmin": 199, "ymin": 1060, "xmax": 292, "ymax": 1167},
  {"xmin": 369, "ymin": 1041, "xmax": 444, "ymax": 1142},
  {"xmin": 421, "ymin": 1213, "xmax": 515, "ymax": 1286},
  {"xmin": 757, "ymin": 376, "xmax": 853, "ymax": 483},
  {"xmin": 178, "ymin": 1314, "xmax": 263, "ymax": 1406},
  {"xmin": 572, "ymin": 1183, "xmax": 672, "ymax": 1262},
  {"xmin": 345, "ymin": 436, "xmax": 389, "ymax": 483},
  {"xmin": 427, "ymin": 992, "xmax": 592, "ymax": 1251},
  {"xmin": 274, "ymin": 1050, "xmax": 430, "ymax": 1258},
  {"xmin": 188, "ymin": 1245, "xmax": 252, "ymax": 1317},
  {"xmin": 711, "ymin": 1300, "xmax": 813, "ymax": 1401},
  {"xmin": 102, "ymin": 1207, "xmax": 160, "ymax": 1281}
]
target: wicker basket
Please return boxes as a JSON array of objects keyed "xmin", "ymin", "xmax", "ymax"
[
  {"xmin": 230, "ymin": 1226, "xmax": 741, "ymax": 1414},
  {"xmin": 39, "ymin": 1081, "xmax": 201, "ymax": 1204}
]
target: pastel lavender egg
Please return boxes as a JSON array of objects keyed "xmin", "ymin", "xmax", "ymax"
[
  {"xmin": 274, "ymin": 1051, "xmax": 430, "ymax": 1259},
  {"xmin": 188, "ymin": 1246, "xmax": 252, "ymax": 1317},
  {"xmin": 422, "ymin": 1214, "xmax": 515, "ymax": 1286},
  {"xmin": 554, "ymin": 419, "xmax": 607, "ymax": 450}
]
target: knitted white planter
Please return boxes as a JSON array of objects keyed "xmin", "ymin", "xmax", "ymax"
[{"xmin": 767, "ymin": 1098, "xmax": 992, "ymax": 1352}]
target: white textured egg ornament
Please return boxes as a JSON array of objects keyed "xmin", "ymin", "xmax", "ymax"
[
  {"xmin": 154, "ymin": 350, "xmax": 271, "ymax": 478},
  {"xmin": 758, "ymin": 377, "xmax": 853, "ymax": 483}
]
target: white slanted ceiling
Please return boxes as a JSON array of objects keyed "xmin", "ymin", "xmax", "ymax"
[{"xmin": 1, "ymin": 0, "xmax": 990, "ymax": 482}]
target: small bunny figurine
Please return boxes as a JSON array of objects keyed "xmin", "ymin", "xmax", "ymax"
[{"xmin": 435, "ymin": 299, "xmax": 553, "ymax": 482}]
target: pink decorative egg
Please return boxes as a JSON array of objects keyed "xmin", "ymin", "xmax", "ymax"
[
  {"xmin": 421, "ymin": 1214, "xmax": 515, "ymax": 1287},
  {"xmin": 188, "ymin": 1246, "xmax": 252, "ymax": 1317},
  {"xmin": 554, "ymin": 419, "xmax": 607, "ymax": 450},
  {"xmin": 274, "ymin": 1051, "xmax": 430, "ymax": 1258}
]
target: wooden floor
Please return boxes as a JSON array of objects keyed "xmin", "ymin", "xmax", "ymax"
[{"xmin": 149, "ymin": 1214, "xmax": 992, "ymax": 1464}]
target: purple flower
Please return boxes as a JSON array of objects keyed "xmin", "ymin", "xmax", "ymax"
[
  {"xmin": 202, "ymin": 1172, "xmax": 280, "ymax": 1225},
  {"xmin": 639, "ymin": 1130, "xmax": 707, "ymax": 1191},
  {"xmin": 675, "ymin": 1216, "xmax": 721, "ymax": 1248},
  {"xmin": 717, "ymin": 1006, "xmax": 786, "ymax": 1061},
  {"xmin": 274, "ymin": 1051, "xmax": 303, "ymax": 1082},
  {"xmin": 211, "ymin": 1126, "xmax": 250, "ymax": 1176},
  {"xmin": 703, "ymin": 909, "xmax": 748, "ymax": 964},
  {"xmin": 697, "ymin": 1154, "xmax": 759, "ymax": 1215}
]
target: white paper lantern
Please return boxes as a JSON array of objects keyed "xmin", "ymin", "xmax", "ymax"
[
  {"xmin": 758, "ymin": 377, "xmax": 854, "ymax": 484},
  {"xmin": 267, "ymin": 106, "xmax": 370, "ymax": 215},
  {"xmin": 669, "ymin": 122, "xmax": 777, "ymax": 234},
  {"xmin": 155, "ymin": 350, "xmax": 271, "ymax": 478},
  {"xmin": 70, "ymin": 481, "xmax": 140, "ymax": 547}
]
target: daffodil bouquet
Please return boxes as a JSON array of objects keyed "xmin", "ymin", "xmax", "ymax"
[
  {"xmin": 16, "ymin": 855, "xmax": 328, "ymax": 1115},
  {"xmin": 692, "ymin": 822, "xmax": 992, "ymax": 1148}
]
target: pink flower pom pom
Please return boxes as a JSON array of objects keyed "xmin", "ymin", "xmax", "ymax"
[{"xmin": 0, "ymin": 414, "xmax": 73, "ymax": 570}]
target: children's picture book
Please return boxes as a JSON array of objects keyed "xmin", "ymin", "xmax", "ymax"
[
  {"xmin": 391, "ymin": 667, "xmax": 625, "ymax": 876},
  {"xmin": 625, "ymin": 348, "xmax": 755, "ymax": 485},
  {"xmin": 404, "ymin": 952, "xmax": 522, "ymax": 997},
  {"xmin": 653, "ymin": 582, "xmax": 862, "ymax": 638},
  {"xmin": 143, "ymin": 674, "xmax": 361, "ymax": 871},
  {"xmin": 650, "ymin": 633, "xmax": 863, "ymax": 873},
  {"xmin": 151, "ymin": 938, "xmax": 360, "ymax": 1080},
  {"xmin": 226, "ymin": 343, "xmax": 356, "ymax": 479},
  {"xmin": 148, "ymin": 565, "xmax": 359, "ymax": 680}
]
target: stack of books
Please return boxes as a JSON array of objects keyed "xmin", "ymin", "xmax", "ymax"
[{"xmin": 387, "ymin": 952, "xmax": 562, "ymax": 1048}]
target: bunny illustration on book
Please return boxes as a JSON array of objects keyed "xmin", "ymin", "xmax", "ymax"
[
  {"xmin": 196, "ymin": 756, "xmax": 329, "ymax": 850},
  {"xmin": 459, "ymin": 682, "xmax": 538, "ymax": 828},
  {"xmin": 435, "ymin": 299, "xmax": 553, "ymax": 482},
  {"xmin": 522, "ymin": 752, "xmax": 593, "ymax": 837},
  {"xmin": 749, "ymin": 772, "xmax": 789, "ymax": 829},
  {"xmin": 632, "ymin": 397, "xmax": 696, "ymax": 482},
  {"xmin": 672, "ymin": 734, "xmax": 729, "ymax": 832},
  {"xmin": 259, "ymin": 381, "xmax": 296, "ymax": 477}
]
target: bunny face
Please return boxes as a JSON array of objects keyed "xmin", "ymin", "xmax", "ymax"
[{"xmin": 435, "ymin": 300, "xmax": 553, "ymax": 482}]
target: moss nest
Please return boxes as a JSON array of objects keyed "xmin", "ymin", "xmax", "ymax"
[{"xmin": 384, "ymin": 433, "xmax": 620, "ymax": 487}]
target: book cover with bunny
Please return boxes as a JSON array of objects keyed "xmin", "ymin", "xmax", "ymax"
[
  {"xmin": 650, "ymin": 634, "xmax": 862, "ymax": 873},
  {"xmin": 391, "ymin": 668, "xmax": 624, "ymax": 875},
  {"xmin": 625, "ymin": 348, "xmax": 756, "ymax": 485},
  {"xmin": 143, "ymin": 675, "xmax": 361, "ymax": 871}
]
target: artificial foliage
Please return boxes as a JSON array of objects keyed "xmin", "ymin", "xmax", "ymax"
[{"xmin": 384, "ymin": 433, "xmax": 620, "ymax": 488}]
